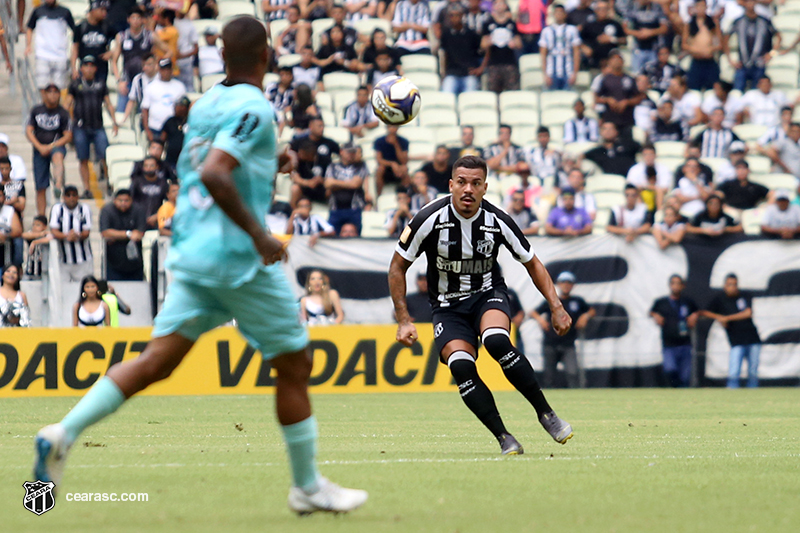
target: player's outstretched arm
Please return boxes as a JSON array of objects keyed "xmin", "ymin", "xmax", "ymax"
[
  {"xmin": 524, "ymin": 256, "xmax": 572, "ymax": 336},
  {"xmin": 388, "ymin": 252, "xmax": 418, "ymax": 346},
  {"xmin": 201, "ymin": 149, "xmax": 286, "ymax": 265}
]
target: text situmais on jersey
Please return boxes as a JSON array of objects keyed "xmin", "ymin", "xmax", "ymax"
[
  {"xmin": 168, "ymin": 83, "xmax": 278, "ymax": 288},
  {"xmin": 395, "ymin": 196, "xmax": 534, "ymax": 308}
]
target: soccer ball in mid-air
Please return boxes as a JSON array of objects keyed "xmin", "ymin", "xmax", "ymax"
[{"xmin": 371, "ymin": 76, "xmax": 422, "ymax": 126}]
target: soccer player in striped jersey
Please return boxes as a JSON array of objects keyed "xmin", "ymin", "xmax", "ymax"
[
  {"xmin": 33, "ymin": 16, "xmax": 367, "ymax": 515},
  {"xmin": 388, "ymin": 155, "xmax": 574, "ymax": 455}
]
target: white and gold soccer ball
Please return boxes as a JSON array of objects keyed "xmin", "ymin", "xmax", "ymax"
[{"xmin": 371, "ymin": 76, "xmax": 422, "ymax": 126}]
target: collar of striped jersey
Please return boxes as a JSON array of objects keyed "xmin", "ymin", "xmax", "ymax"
[{"xmin": 449, "ymin": 198, "xmax": 482, "ymax": 224}]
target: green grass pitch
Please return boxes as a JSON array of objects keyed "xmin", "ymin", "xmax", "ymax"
[{"xmin": 2, "ymin": 389, "xmax": 798, "ymax": 532}]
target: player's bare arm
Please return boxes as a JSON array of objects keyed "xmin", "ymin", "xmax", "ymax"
[
  {"xmin": 388, "ymin": 252, "xmax": 418, "ymax": 346},
  {"xmin": 201, "ymin": 148, "xmax": 286, "ymax": 265},
  {"xmin": 524, "ymin": 256, "xmax": 572, "ymax": 336}
]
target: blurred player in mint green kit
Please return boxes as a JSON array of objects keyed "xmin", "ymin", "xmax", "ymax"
[{"xmin": 33, "ymin": 16, "xmax": 367, "ymax": 516}]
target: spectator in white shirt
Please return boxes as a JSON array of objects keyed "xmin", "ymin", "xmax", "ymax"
[
  {"xmin": 607, "ymin": 184, "xmax": 654, "ymax": 242},
  {"xmin": 739, "ymin": 75, "xmax": 787, "ymax": 128},
  {"xmin": 652, "ymin": 205, "xmax": 687, "ymax": 249},
  {"xmin": 758, "ymin": 106, "xmax": 793, "ymax": 146},
  {"xmin": 761, "ymin": 190, "xmax": 800, "ymax": 239},
  {"xmin": 563, "ymin": 99, "xmax": 599, "ymax": 144},
  {"xmin": 195, "ymin": 26, "xmax": 224, "ymax": 79},
  {"xmin": 715, "ymin": 140, "xmax": 748, "ymax": 185},
  {"xmin": 675, "ymin": 157, "xmax": 714, "ymax": 217},
  {"xmin": 659, "ymin": 75, "xmax": 702, "ymax": 138},
  {"xmin": 0, "ymin": 134, "xmax": 28, "ymax": 182},
  {"xmin": 701, "ymin": 80, "xmax": 741, "ymax": 128},
  {"xmin": 292, "ymin": 46, "xmax": 322, "ymax": 91},
  {"xmin": 26, "ymin": 0, "xmax": 76, "ymax": 96},
  {"xmin": 762, "ymin": 122, "xmax": 800, "ymax": 177},
  {"xmin": 141, "ymin": 58, "xmax": 186, "ymax": 144},
  {"xmin": 174, "ymin": 9, "xmax": 199, "ymax": 92},
  {"xmin": 627, "ymin": 144, "xmax": 673, "ymax": 210}
]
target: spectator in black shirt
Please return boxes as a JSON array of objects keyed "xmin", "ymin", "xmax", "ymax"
[
  {"xmin": 374, "ymin": 125, "xmax": 410, "ymax": 194},
  {"xmin": 99, "ymin": 189, "xmax": 146, "ymax": 281},
  {"xmin": 440, "ymin": 5, "xmax": 483, "ymax": 96},
  {"xmin": 420, "ymin": 145, "xmax": 452, "ymax": 192},
  {"xmin": 650, "ymin": 99, "xmax": 685, "ymax": 142},
  {"xmin": 289, "ymin": 116, "xmax": 341, "ymax": 205},
  {"xmin": 360, "ymin": 29, "xmax": 400, "ymax": 74},
  {"xmin": 644, "ymin": 46, "xmax": 683, "ymax": 94},
  {"xmin": 700, "ymin": 273, "xmax": 762, "ymax": 388},
  {"xmin": 687, "ymin": 194, "xmax": 742, "ymax": 237},
  {"xmin": 448, "ymin": 125, "xmax": 483, "ymax": 165},
  {"xmin": 404, "ymin": 272, "xmax": 433, "ymax": 323},
  {"xmin": 650, "ymin": 275, "xmax": 699, "ymax": 387},
  {"xmin": 66, "ymin": 55, "xmax": 119, "ymax": 199},
  {"xmin": 568, "ymin": 0, "xmax": 595, "ymax": 32},
  {"xmin": 623, "ymin": 0, "xmax": 669, "ymax": 74},
  {"xmin": 580, "ymin": 0, "xmax": 624, "ymax": 69},
  {"xmin": 71, "ymin": 0, "xmax": 115, "ymax": 85},
  {"xmin": 161, "ymin": 96, "xmax": 189, "ymax": 168},
  {"xmin": 531, "ymin": 271, "xmax": 595, "ymax": 388},
  {"xmin": 131, "ymin": 156, "xmax": 169, "ymax": 230},
  {"xmin": 482, "ymin": 0, "xmax": 521, "ymax": 94},
  {"xmin": 131, "ymin": 141, "xmax": 176, "ymax": 183},
  {"xmin": 25, "ymin": 84, "xmax": 72, "ymax": 216},
  {"xmin": 325, "ymin": 144, "xmax": 369, "ymax": 235},
  {"xmin": 584, "ymin": 121, "xmax": 641, "ymax": 176},
  {"xmin": 595, "ymin": 49, "xmax": 644, "ymax": 131},
  {"xmin": 189, "ymin": 0, "xmax": 219, "ymax": 20},
  {"xmin": 316, "ymin": 25, "xmax": 360, "ymax": 76},
  {"xmin": 716, "ymin": 160, "xmax": 769, "ymax": 211}
]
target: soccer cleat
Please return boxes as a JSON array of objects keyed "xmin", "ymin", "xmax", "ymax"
[
  {"xmin": 33, "ymin": 424, "xmax": 71, "ymax": 489},
  {"xmin": 288, "ymin": 477, "xmax": 368, "ymax": 516},
  {"xmin": 539, "ymin": 411, "xmax": 574, "ymax": 444},
  {"xmin": 498, "ymin": 433, "xmax": 524, "ymax": 455}
]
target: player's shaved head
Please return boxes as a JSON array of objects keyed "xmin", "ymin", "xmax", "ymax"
[{"xmin": 221, "ymin": 16, "xmax": 268, "ymax": 74}]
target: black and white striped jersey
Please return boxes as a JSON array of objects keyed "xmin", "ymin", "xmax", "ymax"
[
  {"xmin": 50, "ymin": 202, "xmax": 93, "ymax": 264},
  {"xmin": 395, "ymin": 196, "xmax": 535, "ymax": 308}
]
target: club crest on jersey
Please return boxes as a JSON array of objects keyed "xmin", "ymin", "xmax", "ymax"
[
  {"xmin": 476, "ymin": 239, "xmax": 494, "ymax": 256},
  {"xmin": 22, "ymin": 480, "xmax": 55, "ymax": 515}
]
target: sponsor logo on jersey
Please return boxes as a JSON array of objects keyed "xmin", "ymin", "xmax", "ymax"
[
  {"xmin": 438, "ymin": 240, "xmax": 457, "ymax": 246},
  {"xmin": 435, "ymin": 256, "xmax": 494, "ymax": 274},
  {"xmin": 479, "ymin": 225, "xmax": 501, "ymax": 233},
  {"xmin": 434, "ymin": 222, "xmax": 456, "ymax": 229}
]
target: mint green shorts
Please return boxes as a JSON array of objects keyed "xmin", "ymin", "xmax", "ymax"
[{"xmin": 152, "ymin": 263, "xmax": 309, "ymax": 360}]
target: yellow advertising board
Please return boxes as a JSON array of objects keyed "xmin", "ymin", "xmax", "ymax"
[{"xmin": 0, "ymin": 325, "xmax": 515, "ymax": 397}]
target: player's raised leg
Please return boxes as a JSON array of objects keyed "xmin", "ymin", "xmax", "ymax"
[
  {"xmin": 480, "ymin": 309, "xmax": 573, "ymax": 444},
  {"xmin": 441, "ymin": 339, "xmax": 523, "ymax": 455},
  {"xmin": 34, "ymin": 333, "xmax": 195, "ymax": 487}
]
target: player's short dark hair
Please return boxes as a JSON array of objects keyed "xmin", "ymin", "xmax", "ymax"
[
  {"xmin": 452, "ymin": 155, "xmax": 487, "ymax": 180},
  {"xmin": 33, "ymin": 215, "xmax": 48, "ymax": 225},
  {"xmin": 537, "ymin": 126, "xmax": 550, "ymax": 135},
  {"xmin": 0, "ymin": 156, "xmax": 10, "ymax": 166},
  {"xmin": 221, "ymin": 16, "xmax": 267, "ymax": 72}
]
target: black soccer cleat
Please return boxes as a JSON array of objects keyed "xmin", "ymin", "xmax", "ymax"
[{"xmin": 498, "ymin": 433, "xmax": 524, "ymax": 455}]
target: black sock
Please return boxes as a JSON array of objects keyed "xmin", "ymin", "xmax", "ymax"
[
  {"xmin": 448, "ymin": 358, "xmax": 508, "ymax": 439},
  {"xmin": 483, "ymin": 332, "xmax": 553, "ymax": 418}
]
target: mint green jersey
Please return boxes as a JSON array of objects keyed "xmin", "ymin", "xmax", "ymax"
[{"xmin": 167, "ymin": 82, "xmax": 277, "ymax": 288}]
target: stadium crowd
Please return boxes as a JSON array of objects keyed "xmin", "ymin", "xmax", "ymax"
[{"xmin": 0, "ymin": 0, "xmax": 798, "ymax": 385}]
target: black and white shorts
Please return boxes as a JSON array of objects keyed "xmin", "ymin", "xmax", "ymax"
[{"xmin": 430, "ymin": 288, "xmax": 512, "ymax": 358}]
